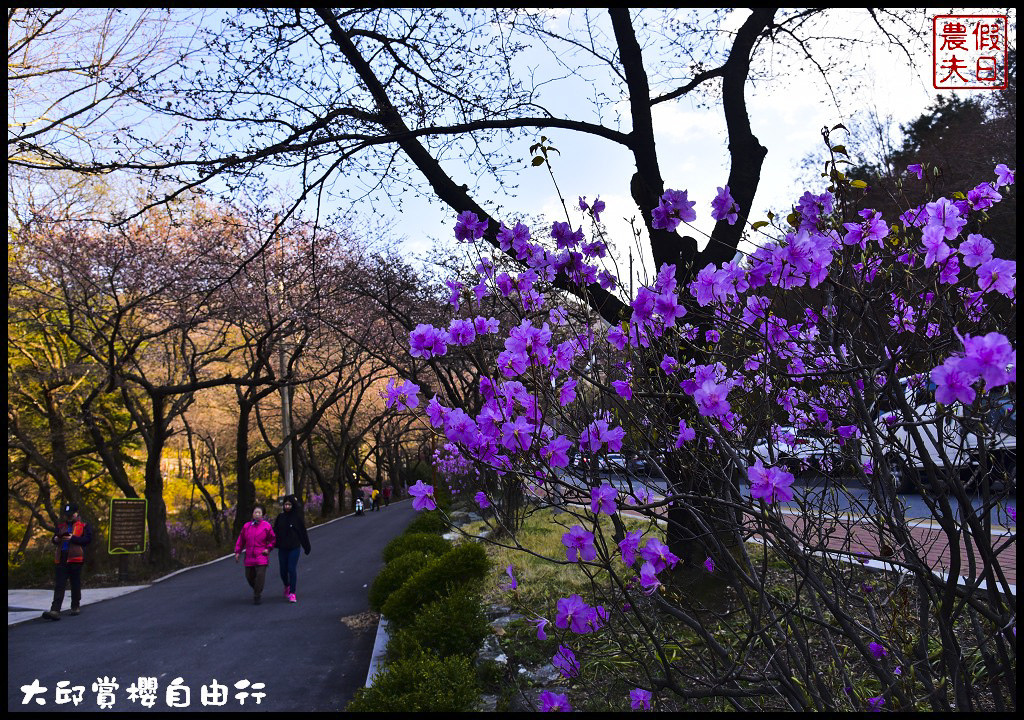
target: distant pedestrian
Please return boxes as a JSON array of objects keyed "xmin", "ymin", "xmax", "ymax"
[
  {"xmin": 41, "ymin": 502, "xmax": 92, "ymax": 621},
  {"xmin": 383, "ymin": 485, "xmax": 391, "ymax": 507},
  {"xmin": 371, "ymin": 488, "xmax": 381, "ymax": 512},
  {"xmin": 273, "ymin": 495, "xmax": 311, "ymax": 604},
  {"xmin": 234, "ymin": 504, "xmax": 276, "ymax": 604}
]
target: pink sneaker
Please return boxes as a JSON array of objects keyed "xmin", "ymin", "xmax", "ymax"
[
  {"xmin": 288, "ymin": 593, "xmax": 297, "ymax": 603},
  {"xmin": 283, "ymin": 585, "xmax": 290, "ymax": 599}
]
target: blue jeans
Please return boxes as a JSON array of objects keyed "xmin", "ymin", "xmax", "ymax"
[{"xmin": 278, "ymin": 547, "xmax": 301, "ymax": 592}]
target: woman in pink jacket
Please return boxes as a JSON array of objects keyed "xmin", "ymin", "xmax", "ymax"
[{"xmin": 234, "ymin": 504, "xmax": 276, "ymax": 604}]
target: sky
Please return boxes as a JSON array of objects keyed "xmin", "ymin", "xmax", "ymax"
[
  {"xmin": 363, "ymin": 8, "xmax": 1016, "ymax": 268},
  {"xmin": 10, "ymin": 8, "xmax": 1016, "ymax": 273}
]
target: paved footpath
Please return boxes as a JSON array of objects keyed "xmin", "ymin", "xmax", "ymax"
[
  {"xmin": 771, "ymin": 509, "xmax": 1017, "ymax": 590},
  {"xmin": 8, "ymin": 501, "xmax": 416, "ymax": 712}
]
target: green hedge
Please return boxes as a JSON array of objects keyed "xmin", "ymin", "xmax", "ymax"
[
  {"xmin": 395, "ymin": 584, "xmax": 489, "ymax": 659},
  {"xmin": 381, "ymin": 542, "xmax": 489, "ymax": 627},
  {"xmin": 347, "ymin": 651, "xmax": 479, "ymax": 712},
  {"xmin": 381, "ymin": 532, "xmax": 452, "ymax": 564},
  {"xmin": 368, "ymin": 551, "xmax": 430, "ymax": 612},
  {"xmin": 403, "ymin": 510, "xmax": 448, "ymax": 536}
]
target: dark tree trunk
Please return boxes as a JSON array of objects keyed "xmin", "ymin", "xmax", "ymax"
[{"xmin": 234, "ymin": 396, "xmax": 256, "ymax": 538}]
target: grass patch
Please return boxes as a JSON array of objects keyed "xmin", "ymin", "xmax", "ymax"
[{"xmin": 462, "ymin": 500, "xmax": 1013, "ymax": 712}]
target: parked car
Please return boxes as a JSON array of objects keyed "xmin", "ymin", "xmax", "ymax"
[
  {"xmin": 751, "ymin": 425, "xmax": 833, "ymax": 476},
  {"xmin": 864, "ymin": 379, "xmax": 1016, "ymax": 493},
  {"xmin": 597, "ymin": 453, "xmax": 626, "ymax": 472}
]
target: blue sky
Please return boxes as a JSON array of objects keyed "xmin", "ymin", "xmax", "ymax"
[{"xmin": 361, "ymin": 8, "xmax": 1015, "ymax": 269}]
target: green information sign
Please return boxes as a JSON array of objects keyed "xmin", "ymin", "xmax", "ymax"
[{"xmin": 108, "ymin": 498, "xmax": 147, "ymax": 554}]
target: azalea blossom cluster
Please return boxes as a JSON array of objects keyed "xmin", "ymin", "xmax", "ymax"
[{"xmin": 390, "ymin": 164, "xmax": 1016, "ymax": 711}]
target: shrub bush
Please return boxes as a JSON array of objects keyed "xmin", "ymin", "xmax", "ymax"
[
  {"xmin": 403, "ymin": 583, "xmax": 488, "ymax": 658},
  {"xmin": 381, "ymin": 542, "xmax": 489, "ymax": 627},
  {"xmin": 381, "ymin": 532, "xmax": 452, "ymax": 564},
  {"xmin": 403, "ymin": 510, "xmax": 448, "ymax": 536},
  {"xmin": 368, "ymin": 551, "xmax": 430, "ymax": 612},
  {"xmin": 7, "ymin": 549, "xmax": 55, "ymax": 588},
  {"xmin": 347, "ymin": 651, "xmax": 479, "ymax": 712}
]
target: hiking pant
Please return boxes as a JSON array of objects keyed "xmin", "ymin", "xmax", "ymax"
[
  {"xmin": 244, "ymin": 565, "xmax": 267, "ymax": 598},
  {"xmin": 278, "ymin": 547, "xmax": 300, "ymax": 593},
  {"xmin": 51, "ymin": 563, "xmax": 83, "ymax": 612}
]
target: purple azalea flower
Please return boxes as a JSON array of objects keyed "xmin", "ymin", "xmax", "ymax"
[
  {"xmin": 651, "ymin": 189, "xmax": 697, "ymax": 232},
  {"xmin": 454, "ymin": 210, "xmax": 488, "ymax": 242},
  {"xmin": 409, "ymin": 324, "xmax": 448, "ymax": 359},
  {"xmin": 539, "ymin": 691, "xmax": 571, "ymax": 712},
  {"xmin": 562, "ymin": 525, "xmax": 597, "ymax": 562},
  {"xmin": 924, "ymin": 197, "xmax": 967, "ymax": 241},
  {"xmin": 445, "ymin": 280, "xmax": 463, "ymax": 313},
  {"xmin": 619, "ymin": 529, "xmax": 644, "ymax": 566},
  {"xmin": 552, "ymin": 645, "xmax": 580, "ymax": 678},
  {"xmin": 580, "ymin": 418, "xmax": 626, "ymax": 453},
  {"xmin": 592, "ymin": 197, "xmax": 605, "ymax": 222},
  {"xmin": 554, "ymin": 594, "xmax": 602, "ymax": 634},
  {"xmin": 504, "ymin": 564, "xmax": 518, "ymax": 591},
  {"xmin": 542, "ymin": 435, "xmax": 572, "ymax": 468},
  {"xmin": 693, "ymin": 378, "xmax": 731, "ymax": 419},
  {"xmin": 958, "ymin": 331, "xmax": 1014, "ymax": 388},
  {"xmin": 382, "ymin": 378, "xmax": 420, "ymax": 411},
  {"xmin": 474, "ymin": 491, "xmax": 491, "ymax": 509},
  {"xmin": 551, "ymin": 221, "xmax": 583, "ymax": 250},
  {"xmin": 748, "ymin": 459, "xmax": 796, "ymax": 504},
  {"xmin": 500, "ymin": 416, "xmax": 535, "ymax": 452},
  {"xmin": 867, "ymin": 697, "xmax": 885, "ymax": 712},
  {"xmin": 920, "ymin": 225, "xmax": 952, "ymax": 268},
  {"xmin": 930, "ymin": 357, "xmax": 977, "ymax": 405},
  {"xmin": 590, "ymin": 484, "xmax": 618, "ymax": 515},
  {"xmin": 674, "ymin": 418, "xmax": 696, "ymax": 448},
  {"xmin": 968, "ymin": 182, "xmax": 1002, "ymax": 210},
  {"xmin": 976, "ymin": 258, "xmax": 1016, "ymax": 296},
  {"xmin": 938, "ymin": 255, "xmax": 960, "ymax": 285},
  {"xmin": 535, "ymin": 617, "xmax": 549, "ymax": 640},
  {"xmin": 559, "ymin": 378, "xmax": 578, "ymax": 406},
  {"xmin": 638, "ymin": 561, "xmax": 661, "ymax": 593},
  {"xmin": 639, "ymin": 537, "xmax": 679, "ymax": 573},
  {"xmin": 959, "ymin": 233, "xmax": 995, "ymax": 268},
  {"xmin": 474, "ymin": 316, "xmax": 500, "ymax": 334},
  {"xmin": 869, "ymin": 641, "xmax": 887, "ymax": 659},
  {"xmin": 837, "ymin": 424, "xmax": 860, "ymax": 441},
  {"xmin": 994, "ymin": 163, "xmax": 1014, "ymax": 187},
  {"xmin": 907, "ymin": 162, "xmax": 924, "ymax": 179},
  {"xmin": 704, "ymin": 556, "xmax": 714, "ymax": 573},
  {"xmin": 710, "ymin": 185, "xmax": 740, "ymax": 225},
  {"xmin": 630, "ymin": 688, "xmax": 652, "ymax": 710},
  {"xmin": 447, "ymin": 318, "xmax": 476, "ymax": 346},
  {"xmin": 408, "ymin": 480, "xmax": 436, "ymax": 512},
  {"xmin": 611, "ymin": 380, "xmax": 633, "ymax": 401},
  {"xmin": 425, "ymin": 397, "xmax": 448, "ymax": 427}
]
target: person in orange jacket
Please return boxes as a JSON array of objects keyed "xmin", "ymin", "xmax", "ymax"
[{"xmin": 42, "ymin": 502, "xmax": 92, "ymax": 621}]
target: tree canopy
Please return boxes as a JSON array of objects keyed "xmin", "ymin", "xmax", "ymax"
[{"xmin": 11, "ymin": 8, "xmax": 931, "ymax": 321}]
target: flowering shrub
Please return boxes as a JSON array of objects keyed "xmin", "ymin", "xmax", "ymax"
[{"xmin": 386, "ymin": 158, "xmax": 1016, "ymax": 711}]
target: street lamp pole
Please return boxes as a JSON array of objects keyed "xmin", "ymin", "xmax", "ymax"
[{"xmin": 276, "ymin": 215, "xmax": 294, "ymax": 497}]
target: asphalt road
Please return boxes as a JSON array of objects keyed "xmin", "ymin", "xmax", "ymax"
[{"xmin": 8, "ymin": 501, "xmax": 416, "ymax": 712}]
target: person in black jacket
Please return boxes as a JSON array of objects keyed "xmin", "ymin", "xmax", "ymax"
[{"xmin": 273, "ymin": 495, "xmax": 311, "ymax": 603}]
